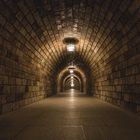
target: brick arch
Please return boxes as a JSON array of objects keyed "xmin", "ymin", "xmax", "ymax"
[{"xmin": 0, "ymin": 0, "xmax": 139, "ymax": 114}]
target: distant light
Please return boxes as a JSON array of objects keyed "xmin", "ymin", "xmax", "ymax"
[
  {"xmin": 70, "ymin": 70, "xmax": 74, "ymax": 73},
  {"xmin": 71, "ymin": 83, "xmax": 74, "ymax": 87},
  {"xmin": 71, "ymin": 77, "xmax": 74, "ymax": 87},
  {"xmin": 67, "ymin": 44, "xmax": 75, "ymax": 52}
]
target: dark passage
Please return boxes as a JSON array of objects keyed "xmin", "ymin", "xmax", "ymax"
[{"xmin": 0, "ymin": 0, "xmax": 140, "ymax": 139}]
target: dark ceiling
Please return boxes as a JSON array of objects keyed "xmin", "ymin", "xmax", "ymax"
[{"xmin": 0, "ymin": 0, "xmax": 139, "ymax": 77}]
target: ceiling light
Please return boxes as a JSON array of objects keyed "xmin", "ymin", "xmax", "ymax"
[
  {"xmin": 63, "ymin": 37, "xmax": 79, "ymax": 52},
  {"xmin": 67, "ymin": 44, "xmax": 75, "ymax": 52},
  {"xmin": 70, "ymin": 70, "xmax": 74, "ymax": 73}
]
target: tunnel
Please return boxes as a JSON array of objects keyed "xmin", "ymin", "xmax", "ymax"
[{"xmin": 0, "ymin": 0, "xmax": 140, "ymax": 139}]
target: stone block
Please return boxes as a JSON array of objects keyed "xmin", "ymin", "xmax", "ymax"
[{"xmin": 2, "ymin": 103, "xmax": 13, "ymax": 113}]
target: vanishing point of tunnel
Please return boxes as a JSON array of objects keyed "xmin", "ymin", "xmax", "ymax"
[{"xmin": 0, "ymin": 0, "xmax": 140, "ymax": 140}]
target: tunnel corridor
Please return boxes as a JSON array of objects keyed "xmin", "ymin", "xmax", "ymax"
[{"xmin": 0, "ymin": 0, "xmax": 140, "ymax": 139}]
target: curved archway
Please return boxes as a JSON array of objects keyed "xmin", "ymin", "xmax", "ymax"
[
  {"xmin": 56, "ymin": 65, "xmax": 88, "ymax": 94},
  {"xmin": 63, "ymin": 74, "xmax": 82, "ymax": 91},
  {"xmin": 0, "ymin": 0, "xmax": 139, "ymax": 114}
]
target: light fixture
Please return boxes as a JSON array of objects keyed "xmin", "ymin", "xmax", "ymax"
[
  {"xmin": 71, "ymin": 76, "xmax": 74, "ymax": 87},
  {"xmin": 63, "ymin": 37, "xmax": 79, "ymax": 52},
  {"xmin": 70, "ymin": 69, "xmax": 74, "ymax": 73},
  {"xmin": 71, "ymin": 76, "xmax": 74, "ymax": 79},
  {"xmin": 67, "ymin": 44, "xmax": 75, "ymax": 52},
  {"xmin": 71, "ymin": 83, "xmax": 74, "ymax": 87},
  {"xmin": 71, "ymin": 80, "xmax": 74, "ymax": 87}
]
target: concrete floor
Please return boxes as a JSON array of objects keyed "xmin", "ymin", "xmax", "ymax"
[{"xmin": 0, "ymin": 90, "xmax": 140, "ymax": 140}]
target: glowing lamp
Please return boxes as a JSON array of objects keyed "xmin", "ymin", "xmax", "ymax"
[
  {"xmin": 63, "ymin": 37, "xmax": 79, "ymax": 52},
  {"xmin": 67, "ymin": 44, "xmax": 75, "ymax": 52},
  {"xmin": 70, "ymin": 70, "xmax": 74, "ymax": 73}
]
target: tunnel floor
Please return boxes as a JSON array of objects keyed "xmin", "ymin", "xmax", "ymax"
[{"xmin": 0, "ymin": 90, "xmax": 140, "ymax": 140}]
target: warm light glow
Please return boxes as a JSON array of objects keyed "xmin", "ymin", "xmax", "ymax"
[
  {"xmin": 70, "ymin": 89, "xmax": 75, "ymax": 98},
  {"xmin": 71, "ymin": 77, "xmax": 74, "ymax": 87},
  {"xmin": 71, "ymin": 83, "xmax": 74, "ymax": 87},
  {"xmin": 67, "ymin": 44, "xmax": 75, "ymax": 52},
  {"xmin": 70, "ymin": 70, "xmax": 74, "ymax": 73}
]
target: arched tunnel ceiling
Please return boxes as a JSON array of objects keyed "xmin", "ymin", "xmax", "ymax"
[{"xmin": 0, "ymin": 0, "xmax": 139, "ymax": 77}]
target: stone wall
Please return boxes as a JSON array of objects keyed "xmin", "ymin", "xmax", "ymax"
[
  {"xmin": 0, "ymin": 40, "xmax": 52, "ymax": 113},
  {"xmin": 0, "ymin": 1, "xmax": 52, "ymax": 114},
  {"xmin": 0, "ymin": 0, "xmax": 140, "ymax": 115},
  {"xmin": 93, "ymin": 1, "xmax": 140, "ymax": 114}
]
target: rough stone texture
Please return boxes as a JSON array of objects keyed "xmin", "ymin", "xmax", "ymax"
[
  {"xmin": 0, "ymin": 0, "xmax": 53, "ymax": 114},
  {"xmin": 0, "ymin": 0, "xmax": 140, "ymax": 114}
]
